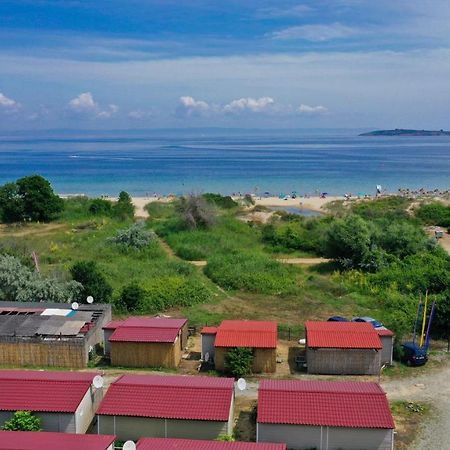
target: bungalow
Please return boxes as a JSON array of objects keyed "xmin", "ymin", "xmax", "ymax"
[
  {"xmin": 376, "ymin": 327, "xmax": 395, "ymax": 366},
  {"xmin": 203, "ymin": 320, "xmax": 277, "ymax": 373},
  {"xmin": 104, "ymin": 317, "xmax": 188, "ymax": 368},
  {"xmin": 137, "ymin": 438, "xmax": 286, "ymax": 450},
  {"xmin": 97, "ymin": 374, "xmax": 235, "ymax": 441},
  {"xmin": 0, "ymin": 370, "xmax": 103, "ymax": 433},
  {"xmin": 257, "ymin": 380, "xmax": 395, "ymax": 450},
  {"xmin": 305, "ymin": 321, "xmax": 382, "ymax": 375},
  {"xmin": 0, "ymin": 431, "xmax": 116, "ymax": 450}
]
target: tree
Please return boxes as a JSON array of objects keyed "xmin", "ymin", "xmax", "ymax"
[
  {"xmin": 0, "ymin": 182, "xmax": 24, "ymax": 223},
  {"xmin": 176, "ymin": 195, "xmax": 216, "ymax": 229},
  {"xmin": 117, "ymin": 283, "xmax": 145, "ymax": 311},
  {"xmin": 70, "ymin": 260, "xmax": 113, "ymax": 303},
  {"xmin": 2, "ymin": 411, "xmax": 41, "ymax": 431},
  {"xmin": 16, "ymin": 175, "xmax": 64, "ymax": 222},
  {"xmin": 224, "ymin": 347, "xmax": 254, "ymax": 378},
  {"xmin": 113, "ymin": 191, "xmax": 135, "ymax": 220},
  {"xmin": 89, "ymin": 198, "xmax": 113, "ymax": 216}
]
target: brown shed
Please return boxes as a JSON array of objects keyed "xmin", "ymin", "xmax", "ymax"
[
  {"xmin": 107, "ymin": 317, "xmax": 188, "ymax": 368},
  {"xmin": 207, "ymin": 320, "xmax": 277, "ymax": 373}
]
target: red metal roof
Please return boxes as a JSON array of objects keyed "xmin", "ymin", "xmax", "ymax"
[
  {"xmin": 0, "ymin": 431, "xmax": 115, "ymax": 450},
  {"xmin": 103, "ymin": 320, "xmax": 125, "ymax": 330},
  {"xmin": 201, "ymin": 326, "xmax": 218, "ymax": 335},
  {"xmin": 97, "ymin": 374, "xmax": 234, "ymax": 421},
  {"xmin": 215, "ymin": 320, "xmax": 277, "ymax": 348},
  {"xmin": 137, "ymin": 438, "xmax": 285, "ymax": 450},
  {"xmin": 0, "ymin": 370, "xmax": 97, "ymax": 413},
  {"xmin": 109, "ymin": 326, "xmax": 180, "ymax": 343},
  {"xmin": 123, "ymin": 317, "xmax": 187, "ymax": 329},
  {"xmin": 305, "ymin": 321, "xmax": 382, "ymax": 349},
  {"xmin": 376, "ymin": 328, "xmax": 395, "ymax": 337},
  {"xmin": 258, "ymin": 380, "xmax": 394, "ymax": 429}
]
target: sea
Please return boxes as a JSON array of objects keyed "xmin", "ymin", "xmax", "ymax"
[{"xmin": 0, "ymin": 129, "xmax": 449, "ymax": 197}]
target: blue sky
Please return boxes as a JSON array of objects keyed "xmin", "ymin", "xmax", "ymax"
[{"xmin": 0, "ymin": 0, "xmax": 450, "ymax": 129}]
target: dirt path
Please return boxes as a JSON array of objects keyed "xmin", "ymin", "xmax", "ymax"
[
  {"xmin": 277, "ymin": 257, "xmax": 330, "ymax": 265},
  {"xmin": 381, "ymin": 362, "xmax": 450, "ymax": 449},
  {"xmin": 0, "ymin": 223, "xmax": 67, "ymax": 237}
]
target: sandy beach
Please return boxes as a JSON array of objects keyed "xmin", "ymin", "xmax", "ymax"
[{"xmin": 131, "ymin": 195, "xmax": 344, "ymax": 218}]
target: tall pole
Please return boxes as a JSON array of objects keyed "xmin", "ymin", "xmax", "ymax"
[
  {"xmin": 419, "ymin": 291, "xmax": 428, "ymax": 348},
  {"xmin": 413, "ymin": 294, "xmax": 422, "ymax": 345}
]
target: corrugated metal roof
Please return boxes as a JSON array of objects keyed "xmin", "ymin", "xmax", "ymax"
[
  {"xmin": 109, "ymin": 326, "xmax": 180, "ymax": 343},
  {"xmin": 123, "ymin": 317, "xmax": 187, "ymax": 329},
  {"xmin": 215, "ymin": 321, "xmax": 277, "ymax": 349},
  {"xmin": 97, "ymin": 374, "xmax": 234, "ymax": 421},
  {"xmin": 0, "ymin": 370, "xmax": 97, "ymax": 413},
  {"xmin": 201, "ymin": 326, "xmax": 218, "ymax": 335},
  {"xmin": 306, "ymin": 321, "xmax": 382, "ymax": 349},
  {"xmin": 103, "ymin": 320, "xmax": 125, "ymax": 330},
  {"xmin": 137, "ymin": 438, "xmax": 286, "ymax": 450},
  {"xmin": 258, "ymin": 380, "xmax": 394, "ymax": 429},
  {"xmin": 376, "ymin": 327, "xmax": 394, "ymax": 337},
  {"xmin": 0, "ymin": 431, "xmax": 115, "ymax": 450}
]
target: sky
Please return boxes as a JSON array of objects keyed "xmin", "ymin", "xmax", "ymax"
[{"xmin": 0, "ymin": 0, "xmax": 450, "ymax": 130}]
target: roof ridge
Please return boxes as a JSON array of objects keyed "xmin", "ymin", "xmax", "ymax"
[{"xmin": 113, "ymin": 382, "xmax": 231, "ymax": 390}]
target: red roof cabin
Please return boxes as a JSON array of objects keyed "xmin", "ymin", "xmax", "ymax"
[
  {"xmin": 103, "ymin": 317, "xmax": 188, "ymax": 368},
  {"xmin": 257, "ymin": 379, "xmax": 395, "ymax": 450},
  {"xmin": 97, "ymin": 374, "xmax": 235, "ymax": 442},
  {"xmin": 137, "ymin": 438, "xmax": 286, "ymax": 450},
  {"xmin": 0, "ymin": 370, "xmax": 103, "ymax": 433},
  {"xmin": 0, "ymin": 431, "xmax": 116, "ymax": 450},
  {"xmin": 305, "ymin": 321, "xmax": 383, "ymax": 375},
  {"xmin": 202, "ymin": 320, "xmax": 277, "ymax": 373}
]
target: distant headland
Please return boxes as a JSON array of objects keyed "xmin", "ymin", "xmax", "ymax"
[{"xmin": 360, "ymin": 128, "xmax": 450, "ymax": 136}]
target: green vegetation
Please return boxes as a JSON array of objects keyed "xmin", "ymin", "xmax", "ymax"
[
  {"xmin": 176, "ymin": 194, "xmax": 216, "ymax": 229},
  {"xmin": 2, "ymin": 411, "xmax": 42, "ymax": 431},
  {"xmin": 416, "ymin": 201, "xmax": 450, "ymax": 228},
  {"xmin": 203, "ymin": 193, "xmax": 238, "ymax": 209},
  {"xmin": 0, "ymin": 175, "xmax": 63, "ymax": 223},
  {"xmin": 224, "ymin": 347, "xmax": 254, "ymax": 378},
  {"xmin": 108, "ymin": 222, "xmax": 156, "ymax": 251},
  {"xmin": 70, "ymin": 260, "xmax": 113, "ymax": 303}
]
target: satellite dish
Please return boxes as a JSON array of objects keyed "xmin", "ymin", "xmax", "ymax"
[
  {"xmin": 92, "ymin": 375, "xmax": 104, "ymax": 389},
  {"xmin": 86, "ymin": 296, "xmax": 94, "ymax": 304},
  {"xmin": 204, "ymin": 352, "xmax": 210, "ymax": 362},
  {"xmin": 123, "ymin": 441, "xmax": 136, "ymax": 450},
  {"xmin": 237, "ymin": 378, "xmax": 247, "ymax": 391},
  {"xmin": 71, "ymin": 302, "xmax": 79, "ymax": 310}
]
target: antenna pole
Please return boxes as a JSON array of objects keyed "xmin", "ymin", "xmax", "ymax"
[
  {"xmin": 424, "ymin": 301, "xmax": 436, "ymax": 351},
  {"xmin": 419, "ymin": 290, "xmax": 428, "ymax": 348},
  {"xmin": 413, "ymin": 294, "xmax": 422, "ymax": 345}
]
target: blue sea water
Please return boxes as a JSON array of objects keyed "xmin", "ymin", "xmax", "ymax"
[{"xmin": 0, "ymin": 129, "xmax": 449, "ymax": 196}]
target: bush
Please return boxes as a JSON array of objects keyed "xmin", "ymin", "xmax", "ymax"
[
  {"xmin": 0, "ymin": 175, "xmax": 63, "ymax": 223},
  {"xmin": 89, "ymin": 198, "xmax": 113, "ymax": 216},
  {"xmin": 203, "ymin": 193, "xmax": 238, "ymax": 209},
  {"xmin": 176, "ymin": 195, "xmax": 216, "ymax": 229},
  {"xmin": 117, "ymin": 283, "xmax": 145, "ymax": 312},
  {"xmin": 70, "ymin": 260, "xmax": 113, "ymax": 303},
  {"xmin": 113, "ymin": 191, "xmax": 135, "ymax": 220},
  {"xmin": 2, "ymin": 411, "xmax": 41, "ymax": 431},
  {"xmin": 416, "ymin": 202, "xmax": 450, "ymax": 228},
  {"xmin": 0, "ymin": 255, "xmax": 82, "ymax": 302},
  {"xmin": 108, "ymin": 222, "xmax": 156, "ymax": 250},
  {"xmin": 224, "ymin": 347, "xmax": 254, "ymax": 378}
]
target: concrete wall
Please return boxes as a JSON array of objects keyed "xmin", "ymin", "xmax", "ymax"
[
  {"xmin": 75, "ymin": 385, "xmax": 104, "ymax": 433},
  {"xmin": 98, "ymin": 415, "xmax": 229, "ymax": 442},
  {"xmin": 306, "ymin": 348, "xmax": 381, "ymax": 375},
  {"xmin": 258, "ymin": 423, "xmax": 393, "ymax": 450},
  {"xmin": 110, "ymin": 338, "xmax": 181, "ymax": 368},
  {"xmin": 215, "ymin": 347, "xmax": 277, "ymax": 373},
  {"xmin": 0, "ymin": 411, "xmax": 75, "ymax": 433},
  {"xmin": 103, "ymin": 329, "xmax": 114, "ymax": 356},
  {"xmin": 380, "ymin": 336, "xmax": 393, "ymax": 366},
  {"xmin": 201, "ymin": 333, "xmax": 216, "ymax": 360}
]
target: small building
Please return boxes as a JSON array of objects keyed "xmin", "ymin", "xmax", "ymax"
[
  {"xmin": 105, "ymin": 317, "xmax": 188, "ymax": 368},
  {"xmin": 201, "ymin": 326, "xmax": 218, "ymax": 361},
  {"xmin": 205, "ymin": 320, "xmax": 277, "ymax": 373},
  {"xmin": 0, "ymin": 431, "xmax": 116, "ymax": 450},
  {"xmin": 305, "ymin": 321, "xmax": 382, "ymax": 375},
  {"xmin": 376, "ymin": 327, "xmax": 395, "ymax": 366},
  {"xmin": 137, "ymin": 438, "xmax": 286, "ymax": 450},
  {"xmin": 97, "ymin": 374, "xmax": 235, "ymax": 441},
  {"xmin": 0, "ymin": 301, "xmax": 111, "ymax": 368},
  {"xmin": 257, "ymin": 380, "xmax": 395, "ymax": 450},
  {"xmin": 0, "ymin": 370, "xmax": 103, "ymax": 433}
]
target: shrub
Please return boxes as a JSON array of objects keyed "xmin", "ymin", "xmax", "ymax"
[
  {"xmin": 89, "ymin": 198, "xmax": 113, "ymax": 216},
  {"xmin": 243, "ymin": 194, "xmax": 255, "ymax": 206},
  {"xmin": 117, "ymin": 283, "xmax": 145, "ymax": 312},
  {"xmin": 0, "ymin": 255, "xmax": 82, "ymax": 302},
  {"xmin": 2, "ymin": 411, "xmax": 41, "ymax": 431},
  {"xmin": 113, "ymin": 191, "xmax": 135, "ymax": 220},
  {"xmin": 108, "ymin": 222, "xmax": 156, "ymax": 250},
  {"xmin": 416, "ymin": 202, "xmax": 450, "ymax": 228},
  {"xmin": 203, "ymin": 193, "xmax": 238, "ymax": 209},
  {"xmin": 176, "ymin": 195, "xmax": 216, "ymax": 229},
  {"xmin": 224, "ymin": 347, "xmax": 254, "ymax": 378},
  {"xmin": 70, "ymin": 260, "xmax": 113, "ymax": 303},
  {"xmin": 0, "ymin": 175, "xmax": 63, "ymax": 223}
]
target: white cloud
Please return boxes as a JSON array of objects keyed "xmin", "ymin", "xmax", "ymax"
[
  {"xmin": 224, "ymin": 97, "xmax": 275, "ymax": 114},
  {"xmin": 298, "ymin": 104, "xmax": 329, "ymax": 115},
  {"xmin": 68, "ymin": 92, "xmax": 118, "ymax": 118},
  {"xmin": 128, "ymin": 109, "xmax": 152, "ymax": 119},
  {"xmin": 272, "ymin": 23, "xmax": 358, "ymax": 41},
  {"xmin": 0, "ymin": 92, "xmax": 20, "ymax": 111},
  {"xmin": 176, "ymin": 96, "xmax": 210, "ymax": 117},
  {"xmin": 257, "ymin": 5, "xmax": 313, "ymax": 19}
]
